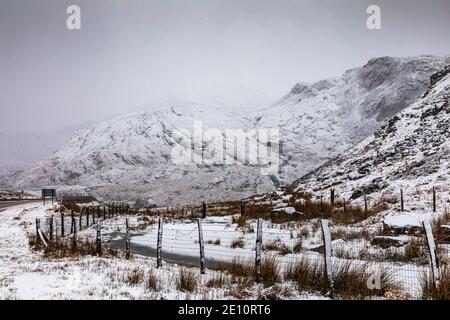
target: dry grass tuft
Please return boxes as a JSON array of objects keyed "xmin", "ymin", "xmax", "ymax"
[
  {"xmin": 263, "ymin": 239, "xmax": 292, "ymax": 255},
  {"xmin": 206, "ymin": 273, "xmax": 227, "ymax": 288},
  {"xmin": 421, "ymin": 266, "xmax": 450, "ymax": 300},
  {"xmin": 260, "ymin": 255, "xmax": 281, "ymax": 287},
  {"xmin": 176, "ymin": 268, "xmax": 198, "ymax": 292},
  {"xmin": 28, "ymin": 235, "xmax": 118, "ymax": 259},
  {"xmin": 126, "ymin": 267, "xmax": 145, "ymax": 286},
  {"xmin": 230, "ymin": 237, "xmax": 245, "ymax": 249},
  {"xmin": 146, "ymin": 269, "xmax": 158, "ymax": 291},
  {"xmin": 285, "ymin": 258, "xmax": 401, "ymax": 299}
]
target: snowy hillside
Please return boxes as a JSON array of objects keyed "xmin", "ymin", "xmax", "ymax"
[
  {"xmin": 258, "ymin": 55, "xmax": 450, "ymax": 182},
  {"xmin": 294, "ymin": 66, "xmax": 450, "ymax": 204},
  {"xmin": 2, "ymin": 102, "xmax": 276, "ymax": 204},
  {"xmin": 2, "ymin": 55, "xmax": 450, "ymax": 206}
]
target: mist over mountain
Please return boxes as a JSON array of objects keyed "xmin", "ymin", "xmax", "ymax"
[{"xmin": 2, "ymin": 55, "xmax": 449, "ymax": 205}]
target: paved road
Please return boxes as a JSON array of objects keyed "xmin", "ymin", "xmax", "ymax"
[
  {"xmin": 108, "ymin": 233, "xmax": 224, "ymax": 269},
  {"xmin": 0, "ymin": 200, "xmax": 41, "ymax": 210}
]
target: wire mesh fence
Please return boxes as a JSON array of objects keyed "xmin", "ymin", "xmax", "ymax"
[{"xmin": 34, "ymin": 209, "xmax": 450, "ymax": 300}]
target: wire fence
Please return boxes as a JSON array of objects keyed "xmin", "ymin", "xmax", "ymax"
[{"xmin": 35, "ymin": 209, "xmax": 449, "ymax": 300}]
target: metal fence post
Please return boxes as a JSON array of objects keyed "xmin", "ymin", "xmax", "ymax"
[
  {"xmin": 156, "ymin": 217, "xmax": 163, "ymax": 268},
  {"xmin": 321, "ymin": 219, "xmax": 334, "ymax": 297},
  {"xmin": 255, "ymin": 218, "xmax": 262, "ymax": 283},
  {"xmin": 197, "ymin": 219, "xmax": 206, "ymax": 274},
  {"xmin": 423, "ymin": 220, "xmax": 440, "ymax": 293}
]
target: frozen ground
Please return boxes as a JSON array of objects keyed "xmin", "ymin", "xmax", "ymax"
[{"xmin": 0, "ymin": 203, "xmax": 323, "ymax": 300}]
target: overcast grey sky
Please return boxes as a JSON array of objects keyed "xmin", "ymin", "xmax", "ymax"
[{"xmin": 1, "ymin": 0, "xmax": 450, "ymax": 133}]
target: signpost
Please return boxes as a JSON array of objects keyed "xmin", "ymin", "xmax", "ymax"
[{"xmin": 42, "ymin": 188, "xmax": 56, "ymax": 205}]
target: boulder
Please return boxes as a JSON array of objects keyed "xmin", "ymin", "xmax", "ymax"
[{"xmin": 371, "ymin": 235, "xmax": 409, "ymax": 248}]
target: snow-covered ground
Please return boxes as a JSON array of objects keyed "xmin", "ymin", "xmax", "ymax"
[{"xmin": 0, "ymin": 203, "xmax": 322, "ymax": 300}]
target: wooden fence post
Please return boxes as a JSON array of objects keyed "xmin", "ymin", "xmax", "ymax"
[
  {"xmin": 320, "ymin": 194, "xmax": 323, "ymax": 210},
  {"xmin": 321, "ymin": 219, "xmax": 334, "ymax": 297},
  {"xmin": 255, "ymin": 218, "xmax": 263, "ymax": 283},
  {"xmin": 156, "ymin": 217, "xmax": 163, "ymax": 268},
  {"xmin": 79, "ymin": 208, "xmax": 83, "ymax": 230},
  {"xmin": 73, "ymin": 218, "xmax": 77, "ymax": 237},
  {"xmin": 197, "ymin": 219, "xmax": 206, "ymax": 274},
  {"xmin": 240, "ymin": 202, "xmax": 245, "ymax": 216},
  {"xmin": 103, "ymin": 205, "xmax": 106, "ymax": 220},
  {"xmin": 400, "ymin": 189, "xmax": 404, "ymax": 212},
  {"xmin": 61, "ymin": 212, "xmax": 65, "ymax": 237},
  {"xmin": 36, "ymin": 218, "xmax": 49, "ymax": 247},
  {"xmin": 202, "ymin": 202, "xmax": 206, "ymax": 219},
  {"xmin": 423, "ymin": 220, "xmax": 440, "ymax": 293},
  {"xmin": 96, "ymin": 221, "xmax": 102, "ymax": 257},
  {"xmin": 433, "ymin": 187, "xmax": 437, "ymax": 213},
  {"xmin": 125, "ymin": 218, "xmax": 131, "ymax": 260},
  {"xmin": 92, "ymin": 206, "xmax": 95, "ymax": 224},
  {"xmin": 343, "ymin": 199, "xmax": 346, "ymax": 213},
  {"xmin": 86, "ymin": 207, "xmax": 90, "ymax": 227},
  {"xmin": 49, "ymin": 215, "xmax": 54, "ymax": 241},
  {"xmin": 330, "ymin": 189, "xmax": 335, "ymax": 206},
  {"xmin": 36, "ymin": 218, "xmax": 40, "ymax": 242},
  {"xmin": 70, "ymin": 210, "xmax": 74, "ymax": 233},
  {"xmin": 364, "ymin": 195, "xmax": 368, "ymax": 213}
]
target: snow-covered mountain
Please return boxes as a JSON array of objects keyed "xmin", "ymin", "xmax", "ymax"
[
  {"xmin": 294, "ymin": 65, "xmax": 450, "ymax": 203},
  {"xmin": 257, "ymin": 55, "xmax": 450, "ymax": 183},
  {"xmin": 2, "ymin": 102, "xmax": 276, "ymax": 204},
  {"xmin": 2, "ymin": 55, "xmax": 450, "ymax": 205}
]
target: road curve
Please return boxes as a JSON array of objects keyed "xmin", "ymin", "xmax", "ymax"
[{"xmin": 0, "ymin": 200, "xmax": 42, "ymax": 210}]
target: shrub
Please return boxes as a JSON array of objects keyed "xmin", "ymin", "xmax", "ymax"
[
  {"xmin": 207, "ymin": 239, "xmax": 221, "ymax": 245},
  {"xmin": 293, "ymin": 240, "xmax": 303, "ymax": 253},
  {"xmin": 230, "ymin": 237, "xmax": 245, "ymax": 249}
]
